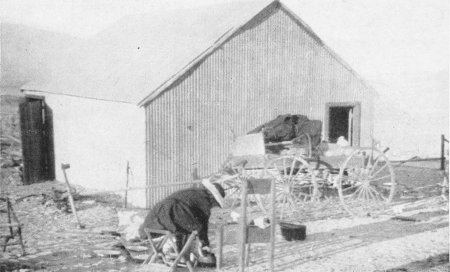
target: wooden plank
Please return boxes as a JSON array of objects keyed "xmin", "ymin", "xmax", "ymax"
[
  {"xmin": 216, "ymin": 225, "xmax": 224, "ymax": 271},
  {"xmin": 269, "ymin": 179, "xmax": 276, "ymax": 271},
  {"xmin": 246, "ymin": 178, "xmax": 271, "ymax": 195},
  {"xmin": 239, "ymin": 179, "xmax": 248, "ymax": 272},
  {"xmin": 43, "ymin": 104, "xmax": 55, "ymax": 180},
  {"xmin": 0, "ymin": 223, "xmax": 22, "ymax": 228},
  {"xmin": 231, "ymin": 133, "xmax": 265, "ymax": 157},
  {"xmin": 247, "ymin": 226, "xmax": 270, "ymax": 243}
]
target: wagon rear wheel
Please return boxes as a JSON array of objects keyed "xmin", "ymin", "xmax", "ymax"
[
  {"xmin": 337, "ymin": 148, "xmax": 396, "ymax": 217},
  {"xmin": 264, "ymin": 156, "xmax": 317, "ymax": 219},
  {"xmin": 218, "ymin": 162, "xmax": 268, "ymax": 213}
]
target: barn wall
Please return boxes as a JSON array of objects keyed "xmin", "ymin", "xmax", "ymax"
[
  {"xmin": 145, "ymin": 6, "xmax": 374, "ymax": 207},
  {"xmin": 27, "ymin": 92, "xmax": 147, "ymax": 207}
]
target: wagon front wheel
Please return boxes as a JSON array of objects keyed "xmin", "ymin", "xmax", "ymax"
[
  {"xmin": 264, "ymin": 156, "xmax": 317, "ymax": 219},
  {"xmin": 338, "ymin": 148, "xmax": 396, "ymax": 217}
]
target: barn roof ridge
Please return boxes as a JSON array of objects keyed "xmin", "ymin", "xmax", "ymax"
[
  {"xmin": 136, "ymin": 2, "xmax": 278, "ymax": 106},
  {"xmin": 138, "ymin": 0, "xmax": 374, "ymax": 106}
]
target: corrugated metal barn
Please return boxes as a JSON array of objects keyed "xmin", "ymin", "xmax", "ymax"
[
  {"xmin": 139, "ymin": 1, "xmax": 376, "ymax": 207},
  {"xmin": 17, "ymin": 0, "xmax": 375, "ymax": 208}
]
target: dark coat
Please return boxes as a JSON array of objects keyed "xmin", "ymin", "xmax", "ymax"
[{"xmin": 138, "ymin": 187, "xmax": 220, "ymax": 246}]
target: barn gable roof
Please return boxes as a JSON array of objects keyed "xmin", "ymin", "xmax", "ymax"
[
  {"xmin": 22, "ymin": 0, "xmax": 372, "ymax": 104},
  {"xmin": 139, "ymin": 1, "xmax": 374, "ymax": 106}
]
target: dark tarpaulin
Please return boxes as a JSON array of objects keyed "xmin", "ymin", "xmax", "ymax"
[
  {"xmin": 248, "ymin": 114, "xmax": 322, "ymax": 146},
  {"xmin": 248, "ymin": 114, "xmax": 299, "ymax": 142}
]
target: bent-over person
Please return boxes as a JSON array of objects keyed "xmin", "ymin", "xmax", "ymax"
[{"xmin": 139, "ymin": 179, "xmax": 225, "ymax": 266}]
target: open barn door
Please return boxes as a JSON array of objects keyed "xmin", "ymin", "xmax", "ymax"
[
  {"xmin": 325, "ymin": 102, "xmax": 361, "ymax": 147},
  {"xmin": 19, "ymin": 96, "xmax": 55, "ymax": 184}
]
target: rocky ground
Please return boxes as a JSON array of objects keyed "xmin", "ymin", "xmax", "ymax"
[
  {"xmin": 1, "ymin": 95, "xmax": 448, "ymax": 271},
  {"xmin": 0, "ymin": 164, "xmax": 448, "ymax": 272}
]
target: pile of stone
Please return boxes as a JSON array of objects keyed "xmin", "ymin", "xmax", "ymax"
[
  {"xmin": 41, "ymin": 187, "xmax": 80, "ymax": 213},
  {"xmin": 0, "ymin": 135, "xmax": 23, "ymax": 186}
]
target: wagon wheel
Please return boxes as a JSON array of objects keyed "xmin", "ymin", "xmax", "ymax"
[
  {"xmin": 218, "ymin": 175, "xmax": 242, "ymax": 209},
  {"xmin": 337, "ymin": 148, "xmax": 396, "ymax": 217},
  {"xmin": 264, "ymin": 156, "xmax": 317, "ymax": 219},
  {"xmin": 216, "ymin": 157, "xmax": 243, "ymax": 208},
  {"xmin": 219, "ymin": 159, "xmax": 268, "ymax": 212}
]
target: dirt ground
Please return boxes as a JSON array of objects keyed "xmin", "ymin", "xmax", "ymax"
[
  {"xmin": 1, "ymin": 95, "xmax": 448, "ymax": 271},
  {"xmin": 0, "ymin": 163, "xmax": 448, "ymax": 272}
]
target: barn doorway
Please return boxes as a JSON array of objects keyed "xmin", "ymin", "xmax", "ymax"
[
  {"xmin": 325, "ymin": 102, "xmax": 361, "ymax": 147},
  {"xmin": 19, "ymin": 96, "xmax": 55, "ymax": 184}
]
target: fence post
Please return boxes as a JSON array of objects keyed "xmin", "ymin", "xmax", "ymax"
[
  {"xmin": 192, "ymin": 166, "xmax": 200, "ymax": 188},
  {"xmin": 441, "ymin": 135, "xmax": 445, "ymax": 171},
  {"xmin": 124, "ymin": 161, "xmax": 130, "ymax": 208}
]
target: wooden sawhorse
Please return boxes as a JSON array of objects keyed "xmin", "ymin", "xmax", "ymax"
[
  {"xmin": 0, "ymin": 197, "xmax": 25, "ymax": 255},
  {"xmin": 143, "ymin": 228, "xmax": 198, "ymax": 272}
]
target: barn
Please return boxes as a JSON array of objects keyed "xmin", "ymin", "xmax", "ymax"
[
  {"xmin": 19, "ymin": 0, "xmax": 375, "ymax": 208},
  {"xmin": 138, "ymin": 0, "xmax": 376, "ymax": 207}
]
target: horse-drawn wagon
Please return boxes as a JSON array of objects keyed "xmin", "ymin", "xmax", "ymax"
[{"xmin": 220, "ymin": 126, "xmax": 396, "ymax": 218}]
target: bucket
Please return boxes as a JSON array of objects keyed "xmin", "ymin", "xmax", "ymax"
[{"xmin": 279, "ymin": 222, "xmax": 306, "ymax": 241}]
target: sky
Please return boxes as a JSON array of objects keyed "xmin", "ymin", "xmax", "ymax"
[{"xmin": 0, "ymin": 0, "xmax": 449, "ymax": 158}]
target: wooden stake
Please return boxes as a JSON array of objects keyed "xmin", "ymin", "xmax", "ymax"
[
  {"xmin": 269, "ymin": 178, "xmax": 276, "ymax": 271},
  {"xmin": 61, "ymin": 163, "xmax": 85, "ymax": 229},
  {"xmin": 124, "ymin": 161, "xmax": 130, "ymax": 208},
  {"xmin": 216, "ymin": 225, "xmax": 224, "ymax": 271},
  {"xmin": 441, "ymin": 134, "xmax": 446, "ymax": 170},
  {"xmin": 239, "ymin": 179, "xmax": 248, "ymax": 272}
]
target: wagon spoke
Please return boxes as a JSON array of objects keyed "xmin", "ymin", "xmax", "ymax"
[
  {"xmin": 287, "ymin": 195, "xmax": 297, "ymax": 210},
  {"xmin": 265, "ymin": 169, "xmax": 283, "ymax": 182},
  {"xmin": 371, "ymin": 163, "xmax": 388, "ymax": 178},
  {"xmin": 369, "ymin": 155, "xmax": 383, "ymax": 175},
  {"xmin": 289, "ymin": 159, "xmax": 297, "ymax": 177},
  {"xmin": 366, "ymin": 186, "xmax": 377, "ymax": 201},
  {"xmin": 368, "ymin": 185, "xmax": 387, "ymax": 201},
  {"xmin": 275, "ymin": 191, "xmax": 285, "ymax": 202},
  {"xmin": 369, "ymin": 174, "xmax": 391, "ymax": 183},
  {"xmin": 364, "ymin": 187, "xmax": 372, "ymax": 201},
  {"xmin": 356, "ymin": 185, "xmax": 365, "ymax": 200},
  {"xmin": 283, "ymin": 158, "xmax": 288, "ymax": 176},
  {"xmin": 343, "ymin": 185, "xmax": 361, "ymax": 199},
  {"xmin": 357, "ymin": 187, "xmax": 365, "ymax": 200},
  {"xmin": 342, "ymin": 183, "xmax": 361, "ymax": 193}
]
